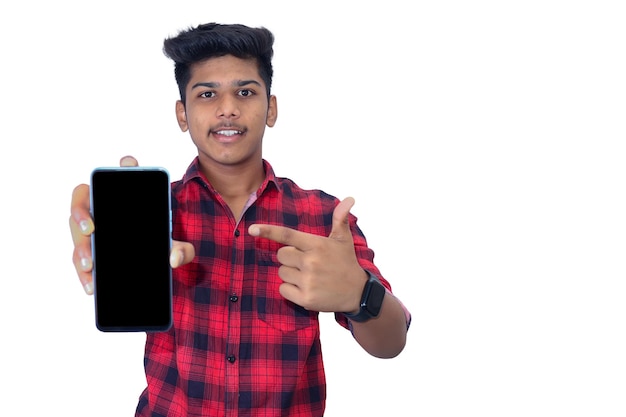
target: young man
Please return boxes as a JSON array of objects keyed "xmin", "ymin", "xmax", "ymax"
[{"xmin": 70, "ymin": 22, "xmax": 411, "ymax": 416}]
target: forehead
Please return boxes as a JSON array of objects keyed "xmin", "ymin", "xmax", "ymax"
[{"xmin": 188, "ymin": 55, "xmax": 262, "ymax": 84}]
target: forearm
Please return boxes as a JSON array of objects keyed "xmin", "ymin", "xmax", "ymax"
[{"xmin": 350, "ymin": 292, "xmax": 409, "ymax": 358}]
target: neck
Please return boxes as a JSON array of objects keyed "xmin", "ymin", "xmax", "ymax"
[{"xmin": 199, "ymin": 157, "xmax": 265, "ymax": 200}]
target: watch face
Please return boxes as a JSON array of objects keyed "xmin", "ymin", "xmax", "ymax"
[{"xmin": 366, "ymin": 280, "xmax": 386, "ymax": 317}]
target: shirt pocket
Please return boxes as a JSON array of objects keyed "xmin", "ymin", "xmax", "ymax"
[{"xmin": 255, "ymin": 249, "xmax": 317, "ymax": 332}]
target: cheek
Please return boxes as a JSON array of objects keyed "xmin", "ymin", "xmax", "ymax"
[
  {"xmin": 187, "ymin": 110, "xmax": 210, "ymax": 130},
  {"xmin": 184, "ymin": 115, "xmax": 209, "ymax": 141},
  {"xmin": 251, "ymin": 109, "xmax": 270, "ymax": 127}
]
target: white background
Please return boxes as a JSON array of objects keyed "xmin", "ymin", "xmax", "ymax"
[{"xmin": 1, "ymin": 1, "xmax": 625, "ymax": 416}]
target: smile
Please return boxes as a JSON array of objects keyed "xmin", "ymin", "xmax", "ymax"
[{"xmin": 214, "ymin": 129, "xmax": 243, "ymax": 136}]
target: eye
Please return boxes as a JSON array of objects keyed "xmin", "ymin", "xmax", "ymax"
[
  {"xmin": 238, "ymin": 89, "xmax": 255, "ymax": 97},
  {"xmin": 199, "ymin": 91, "xmax": 215, "ymax": 98}
]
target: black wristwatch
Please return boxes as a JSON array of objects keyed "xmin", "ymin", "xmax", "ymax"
[{"xmin": 344, "ymin": 271, "xmax": 386, "ymax": 323}]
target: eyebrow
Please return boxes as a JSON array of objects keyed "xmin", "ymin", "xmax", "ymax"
[{"xmin": 191, "ymin": 80, "xmax": 262, "ymax": 90}]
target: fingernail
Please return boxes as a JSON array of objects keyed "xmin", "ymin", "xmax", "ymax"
[
  {"xmin": 248, "ymin": 225, "xmax": 259, "ymax": 236},
  {"xmin": 80, "ymin": 257, "xmax": 92, "ymax": 271},
  {"xmin": 170, "ymin": 250, "xmax": 182, "ymax": 268},
  {"xmin": 79, "ymin": 220, "xmax": 91, "ymax": 234},
  {"xmin": 83, "ymin": 282, "xmax": 94, "ymax": 295}
]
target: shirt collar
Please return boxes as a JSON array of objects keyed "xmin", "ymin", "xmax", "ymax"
[{"xmin": 181, "ymin": 156, "xmax": 279, "ymax": 195}]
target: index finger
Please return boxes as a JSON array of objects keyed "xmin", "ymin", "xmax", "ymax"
[
  {"xmin": 70, "ymin": 183, "xmax": 93, "ymax": 239},
  {"xmin": 248, "ymin": 223, "xmax": 315, "ymax": 250},
  {"xmin": 69, "ymin": 183, "xmax": 95, "ymax": 294}
]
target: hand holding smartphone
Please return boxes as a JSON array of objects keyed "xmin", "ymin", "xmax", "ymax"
[{"xmin": 90, "ymin": 167, "xmax": 173, "ymax": 332}]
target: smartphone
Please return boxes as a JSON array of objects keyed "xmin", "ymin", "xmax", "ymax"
[{"xmin": 90, "ymin": 167, "xmax": 172, "ymax": 332}]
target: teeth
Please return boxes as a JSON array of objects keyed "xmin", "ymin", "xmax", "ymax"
[{"xmin": 216, "ymin": 130, "xmax": 241, "ymax": 136}]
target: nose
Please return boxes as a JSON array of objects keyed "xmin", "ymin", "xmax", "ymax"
[{"xmin": 216, "ymin": 95, "xmax": 240, "ymax": 119}]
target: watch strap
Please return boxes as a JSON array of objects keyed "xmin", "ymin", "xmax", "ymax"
[{"xmin": 343, "ymin": 270, "xmax": 385, "ymax": 323}]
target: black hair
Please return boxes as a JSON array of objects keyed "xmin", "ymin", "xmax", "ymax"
[{"xmin": 162, "ymin": 22, "xmax": 274, "ymax": 104}]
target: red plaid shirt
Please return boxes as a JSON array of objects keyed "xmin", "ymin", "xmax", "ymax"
[{"xmin": 136, "ymin": 158, "xmax": 405, "ymax": 417}]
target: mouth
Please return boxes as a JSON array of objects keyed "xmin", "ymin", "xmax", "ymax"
[
  {"xmin": 211, "ymin": 126, "xmax": 246, "ymax": 142},
  {"xmin": 214, "ymin": 129, "xmax": 243, "ymax": 136}
]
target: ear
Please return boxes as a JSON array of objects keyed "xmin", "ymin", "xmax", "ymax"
[
  {"xmin": 266, "ymin": 95, "xmax": 278, "ymax": 127},
  {"xmin": 175, "ymin": 100, "xmax": 188, "ymax": 132}
]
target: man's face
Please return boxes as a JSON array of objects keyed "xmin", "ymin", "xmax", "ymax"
[{"xmin": 176, "ymin": 55, "xmax": 277, "ymax": 169}]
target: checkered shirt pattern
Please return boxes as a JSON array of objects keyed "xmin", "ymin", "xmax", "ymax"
[{"xmin": 135, "ymin": 158, "xmax": 398, "ymax": 417}]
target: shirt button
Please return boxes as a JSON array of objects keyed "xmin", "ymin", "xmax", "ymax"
[
  {"xmin": 227, "ymin": 355, "xmax": 236, "ymax": 363},
  {"xmin": 234, "ymin": 229, "xmax": 240, "ymax": 237},
  {"xmin": 229, "ymin": 295, "xmax": 239, "ymax": 302}
]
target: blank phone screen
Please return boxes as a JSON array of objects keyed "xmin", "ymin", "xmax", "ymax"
[{"xmin": 90, "ymin": 168, "xmax": 172, "ymax": 332}]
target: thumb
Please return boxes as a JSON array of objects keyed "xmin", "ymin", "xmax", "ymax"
[
  {"xmin": 120, "ymin": 155, "xmax": 139, "ymax": 167},
  {"xmin": 328, "ymin": 197, "xmax": 355, "ymax": 241},
  {"xmin": 170, "ymin": 240, "xmax": 196, "ymax": 268}
]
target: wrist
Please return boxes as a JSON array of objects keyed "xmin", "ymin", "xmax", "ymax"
[
  {"xmin": 343, "ymin": 270, "xmax": 386, "ymax": 323},
  {"xmin": 346, "ymin": 270, "xmax": 369, "ymax": 314}
]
